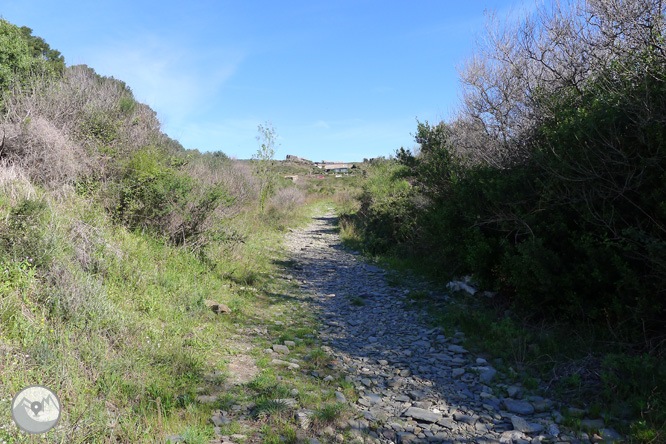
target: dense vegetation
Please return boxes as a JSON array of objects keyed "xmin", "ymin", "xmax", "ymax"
[{"xmin": 340, "ymin": 0, "xmax": 666, "ymax": 439}]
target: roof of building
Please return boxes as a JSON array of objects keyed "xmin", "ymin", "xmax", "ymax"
[{"xmin": 324, "ymin": 163, "xmax": 352, "ymax": 170}]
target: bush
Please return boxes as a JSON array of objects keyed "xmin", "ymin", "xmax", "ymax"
[
  {"xmin": 2, "ymin": 117, "xmax": 89, "ymax": 187},
  {"xmin": 110, "ymin": 147, "xmax": 232, "ymax": 248},
  {"xmin": 264, "ymin": 186, "xmax": 306, "ymax": 228},
  {"xmin": 0, "ymin": 197, "xmax": 49, "ymax": 265}
]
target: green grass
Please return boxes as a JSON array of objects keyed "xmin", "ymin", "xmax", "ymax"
[{"xmin": 0, "ymin": 180, "xmax": 345, "ymax": 443}]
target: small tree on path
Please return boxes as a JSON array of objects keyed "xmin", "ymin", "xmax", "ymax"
[{"xmin": 253, "ymin": 122, "xmax": 278, "ymax": 213}]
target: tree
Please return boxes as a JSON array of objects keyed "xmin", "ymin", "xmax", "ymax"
[
  {"xmin": 19, "ymin": 26, "xmax": 65, "ymax": 72},
  {"xmin": 252, "ymin": 122, "xmax": 278, "ymax": 213},
  {"xmin": 0, "ymin": 19, "xmax": 65, "ymax": 102},
  {"xmin": 456, "ymin": 0, "xmax": 666, "ymax": 167}
]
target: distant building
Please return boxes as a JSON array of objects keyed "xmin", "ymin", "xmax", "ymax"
[
  {"xmin": 285, "ymin": 155, "xmax": 311, "ymax": 163},
  {"xmin": 324, "ymin": 163, "xmax": 353, "ymax": 173},
  {"xmin": 284, "ymin": 175, "xmax": 298, "ymax": 182}
]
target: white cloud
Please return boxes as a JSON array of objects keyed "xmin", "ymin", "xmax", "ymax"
[{"xmin": 82, "ymin": 34, "xmax": 244, "ymax": 127}]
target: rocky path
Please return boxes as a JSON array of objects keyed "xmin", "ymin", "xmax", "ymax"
[{"xmin": 282, "ymin": 209, "xmax": 621, "ymax": 444}]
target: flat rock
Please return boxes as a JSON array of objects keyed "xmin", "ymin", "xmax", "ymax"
[
  {"xmin": 437, "ymin": 417, "xmax": 457, "ymax": 430},
  {"xmin": 448, "ymin": 344, "xmax": 468, "ymax": 354},
  {"xmin": 211, "ymin": 414, "xmax": 231, "ymax": 426},
  {"xmin": 272, "ymin": 344, "xmax": 290, "ymax": 354},
  {"xmin": 511, "ymin": 415, "xmax": 543, "ymax": 434},
  {"xmin": 479, "ymin": 367, "xmax": 497, "ymax": 383},
  {"xmin": 504, "ymin": 399, "xmax": 535, "ymax": 415},
  {"xmin": 366, "ymin": 393, "xmax": 382, "ymax": 405},
  {"xmin": 295, "ymin": 409, "xmax": 314, "ymax": 429},
  {"xmin": 403, "ymin": 407, "xmax": 442, "ymax": 423},
  {"xmin": 599, "ymin": 428, "xmax": 622, "ymax": 442},
  {"xmin": 500, "ymin": 430, "xmax": 527, "ymax": 444},
  {"xmin": 270, "ymin": 359, "xmax": 300, "ymax": 369},
  {"xmin": 452, "ymin": 368, "xmax": 465, "ymax": 378},
  {"xmin": 397, "ymin": 432, "xmax": 420, "ymax": 443},
  {"xmin": 453, "ymin": 412, "xmax": 476, "ymax": 424},
  {"xmin": 507, "ymin": 386, "xmax": 523, "ymax": 398}
]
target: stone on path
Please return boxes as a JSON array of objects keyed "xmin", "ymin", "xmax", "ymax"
[
  {"xmin": 295, "ymin": 409, "xmax": 313, "ymax": 429},
  {"xmin": 403, "ymin": 407, "xmax": 442, "ymax": 423},
  {"xmin": 511, "ymin": 415, "xmax": 543, "ymax": 434},
  {"xmin": 275, "ymin": 398, "xmax": 297, "ymax": 407},
  {"xmin": 453, "ymin": 412, "xmax": 476, "ymax": 424},
  {"xmin": 479, "ymin": 366, "xmax": 497, "ymax": 383},
  {"xmin": 448, "ymin": 344, "xmax": 468, "ymax": 354},
  {"xmin": 503, "ymin": 398, "xmax": 535, "ymax": 415},
  {"xmin": 270, "ymin": 358, "xmax": 300, "ymax": 369},
  {"xmin": 507, "ymin": 385, "xmax": 523, "ymax": 398},
  {"xmin": 452, "ymin": 368, "xmax": 465, "ymax": 378},
  {"xmin": 210, "ymin": 413, "xmax": 231, "ymax": 426},
  {"xmin": 598, "ymin": 428, "xmax": 622, "ymax": 442},
  {"xmin": 272, "ymin": 344, "xmax": 290, "ymax": 354}
]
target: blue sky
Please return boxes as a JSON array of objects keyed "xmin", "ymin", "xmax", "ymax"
[{"xmin": 2, "ymin": 0, "xmax": 528, "ymax": 161}]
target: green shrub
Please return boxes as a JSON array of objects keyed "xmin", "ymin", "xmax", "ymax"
[
  {"xmin": 111, "ymin": 147, "xmax": 231, "ymax": 247},
  {"xmin": 0, "ymin": 197, "xmax": 49, "ymax": 265},
  {"xmin": 0, "ymin": 19, "xmax": 63, "ymax": 96}
]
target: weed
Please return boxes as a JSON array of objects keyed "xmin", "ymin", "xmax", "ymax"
[
  {"xmin": 180, "ymin": 426, "xmax": 213, "ymax": 444},
  {"xmin": 313, "ymin": 403, "xmax": 344, "ymax": 425},
  {"xmin": 307, "ymin": 348, "xmax": 331, "ymax": 369},
  {"xmin": 253, "ymin": 399, "xmax": 290, "ymax": 419}
]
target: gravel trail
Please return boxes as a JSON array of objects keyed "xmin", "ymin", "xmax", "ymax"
[{"xmin": 282, "ymin": 209, "xmax": 611, "ymax": 444}]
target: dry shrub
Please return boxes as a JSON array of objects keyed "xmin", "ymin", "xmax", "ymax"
[
  {"xmin": 45, "ymin": 263, "xmax": 126, "ymax": 333},
  {"xmin": 1, "ymin": 117, "xmax": 88, "ymax": 187},
  {"xmin": 0, "ymin": 160, "xmax": 36, "ymax": 203},
  {"xmin": 456, "ymin": 0, "xmax": 666, "ymax": 167},
  {"xmin": 225, "ymin": 161, "xmax": 259, "ymax": 208},
  {"xmin": 67, "ymin": 219, "xmax": 121, "ymax": 273},
  {"xmin": 267, "ymin": 186, "xmax": 305, "ymax": 215},
  {"xmin": 1, "ymin": 65, "xmax": 164, "ymax": 182},
  {"xmin": 3, "ymin": 66, "xmax": 120, "ymax": 133},
  {"xmin": 184, "ymin": 158, "xmax": 259, "ymax": 219}
]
